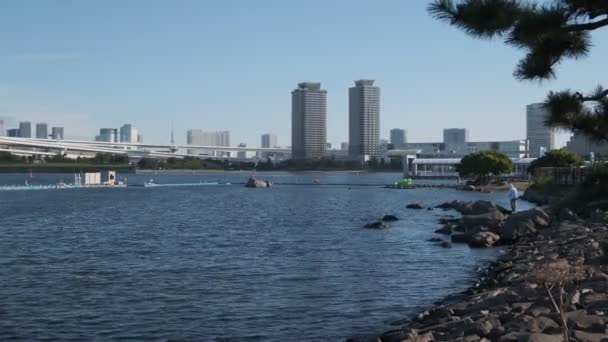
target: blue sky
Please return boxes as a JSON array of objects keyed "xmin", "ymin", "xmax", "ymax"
[{"xmin": 0, "ymin": 0, "xmax": 606, "ymax": 147}]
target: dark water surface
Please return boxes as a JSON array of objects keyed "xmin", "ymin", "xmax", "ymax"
[{"xmin": 0, "ymin": 172, "xmax": 532, "ymax": 341}]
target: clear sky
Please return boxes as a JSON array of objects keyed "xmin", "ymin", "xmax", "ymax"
[{"xmin": 1, "ymin": 0, "xmax": 605, "ymax": 147}]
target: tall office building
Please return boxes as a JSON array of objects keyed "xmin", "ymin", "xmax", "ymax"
[
  {"xmin": 51, "ymin": 127, "xmax": 64, "ymax": 140},
  {"xmin": 565, "ymin": 132, "xmax": 608, "ymax": 158},
  {"xmin": 19, "ymin": 121, "xmax": 32, "ymax": 138},
  {"xmin": 349, "ymin": 80, "xmax": 380, "ymax": 159},
  {"xmin": 340, "ymin": 142, "xmax": 349, "ymax": 151},
  {"xmin": 7, "ymin": 129, "xmax": 20, "ymax": 137},
  {"xmin": 261, "ymin": 133, "xmax": 277, "ymax": 148},
  {"xmin": 390, "ymin": 128, "xmax": 407, "ymax": 148},
  {"xmin": 526, "ymin": 103, "xmax": 555, "ymax": 157},
  {"xmin": 443, "ymin": 128, "xmax": 469, "ymax": 145},
  {"xmin": 0, "ymin": 120, "xmax": 5, "ymax": 136},
  {"xmin": 36, "ymin": 123, "xmax": 48, "ymax": 139},
  {"xmin": 99, "ymin": 128, "xmax": 118, "ymax": 142},
  {"xmin": 186, "ymin": 130, "xmax": 231, "ymax": 156},
  {"xmin": 120, "ymin": 124, "xmax": 139, "ymax": 143},
  {"xmin": 292, "ymin": 82, "xmax": 327, "ymax": 160}
]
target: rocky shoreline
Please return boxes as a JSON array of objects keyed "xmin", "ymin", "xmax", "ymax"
[{"xmin": 351, "ymin": 200, "xmax": 608, "ymax": 342}]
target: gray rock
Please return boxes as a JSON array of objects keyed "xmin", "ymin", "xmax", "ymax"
[
  {"xmin": 438, "ymin": 241, "xmax": 453, "ymax": 248},
  {"xmin": 364, "ymin": 221, "xmax": 389, "ymax": 229},
  {"xmin": 529, "ymin": 306, "xmax": 552, "ymax": 317},
  {"xmin": 428, "ymin": 237, "xmax": 443, "ymax": 242},
  {"xmin": 381, "ymin": 215, "xmax": 399, "ymax": 222},
  {"xmin": 511, "ymin": 302, "xmax": 533, "ymax": 313},
  {"xmin": 526, "ymin": 333, "xmax": 564, "ymax": 342},
  {"xmin": 565, "ymin": 310, "xmax": 606, "ymax": 332},
  {"xmin": 435, "ymin": 225, "xmax": 453, "ymax": 235},
  {"xmin": 501, "ymin": 208, "xmax": 550, "ymax": 242},
  {"xmin": 460, "ymin": 211, "xmax": 505, "ymax": 232},
  {"xmin": 572, "ymin": 330, "xmax": 608, "ymax": 342},
  {"xmin": 406, "ymin": 203, "xmax": 424, "ymax": 210},
  {"xmin": 469, "ymin": 232, "xmax": 501, "ymax": 248},
  {"xmin": 528, "ymin": 316, "xmax": 559, "ymax": 333}
]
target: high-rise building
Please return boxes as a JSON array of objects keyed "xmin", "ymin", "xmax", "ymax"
[
  {"xmin": 119, "ymin": 124, "xmax": 139, "ymax": 143},
  {"xmin": 99, "ymin": 128, "xmax": 118, "ymax": 142},
  {"xmin": 261, "ymin": 133, "xmax": 277, "ymax": 148},
  {"xmin": 443, "ymin": 128, "xmax": 469, "ymax": 152},
  {"xmin": 36, "ymin": 123, "xmax": 48, "ymax": 139},
  {"xmin": 186, "ymin": 130, "xmax": 231, "ymax": 156},
  {"xmin": 340, "ymin": 142, "xmax": 349, "ymax": 151},
  {"xmin": 326, "ymin": 142, "xmax": 332, "ymax": 150},
  {"xmin": 349, "ymin": 79, "xmax": 380, "ymax": 159},
  {"xmin": 292, "ymin": 82, "xmax": 327, "ymax": 160},
  {"xmin": 51, "ymin": 127, "xmax": 64, "ymax": 140},
  {"xmin": 7, "ymin": 129, "xmax": 20, "ymax": 137},
  {"xmin": 137, "ymin": 134, "xmax": 143, "ymax": 144},
  {"xmin": 566, "ymin": 132, "xmax": 608, "ymax": 159},
  {"xmin": 390, "ymin": 128, "xmax": 407, "ymax": 148},
  {"xmin": 0, "ymin": 120, "xmax": 5, "ymax": 137},
  {"xmin": 526, "ymin": 103, "xmax": 555, "ymax": 158},
  {"xmin": 19, "ymin": 121, "xmax": 32, "ymax": 138}
]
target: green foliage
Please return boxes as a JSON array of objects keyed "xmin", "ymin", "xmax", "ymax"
[
  {"xmin": 90, "ymin": 153, "xmax": 129, "ymax": 165},
  {"xmin": 528, "ymin": 149, "xmax": 584, "ymax": 174},
  {"xmin": 578, "ymin": 163, "xmax": 608, "ymax": 203},
  {"xmin": 455, "ymin": 150, "xmax": 513, "ymax": 183},
  {"xmin": 428, "ymin": 0, "xmax": 608, "ymax": 142}
]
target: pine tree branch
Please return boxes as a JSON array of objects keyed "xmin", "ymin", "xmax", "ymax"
[
  {"xmin": 575, "ymin": 89, "xmax": 608, "ymax": 102},
  {"xmin": 566, "ymin": 17, "xmax": 608, "ymax": 31}
]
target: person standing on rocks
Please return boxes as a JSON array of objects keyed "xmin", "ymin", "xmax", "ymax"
[{"xmin": 508, "ymin": 182, "xmax": 518, "ymax": 212}]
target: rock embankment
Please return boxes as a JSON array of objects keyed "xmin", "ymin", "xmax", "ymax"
[{"xmin": 349, "ymin": 201, "xmax": 608, "ymax": 342}]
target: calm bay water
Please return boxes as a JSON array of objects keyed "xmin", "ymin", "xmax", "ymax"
[{"xmin": 0, "ymin": 172, "xmax": 532, "ymax": 341}]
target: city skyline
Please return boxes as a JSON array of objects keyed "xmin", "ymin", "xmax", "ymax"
[{"xmin": 0, "ymin": 1, "xmax": 600, "ymax": 147}]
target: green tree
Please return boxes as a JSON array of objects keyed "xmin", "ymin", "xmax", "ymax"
[
  {"xmin": 429, "ymin": 0, "xmax": 608, "ymax": 142},
  {"xmin": 528, "ymin": 149, "xmax": 584, "ymax": 174},
  {"xmin": 456, "ymin": 150, "xmax": 513, "ymax": 183}
]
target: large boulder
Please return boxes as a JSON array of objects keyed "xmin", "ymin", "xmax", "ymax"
[
  {"xmin": 460, "ymin": 210, "xmax": 506, "ymax": 233},
  {"xmin": 436, "ymin": 200, "xmax": 508, "ymax": 215},
  {"xmin": 406, "ymin": 203, "xmax": 424, "ymax": 209},
  {"xmin": 469, "ymin": 232, "xmax": 501, "ymax": 248},
  {"xmin": 500, "ymin": 208, "xmax": 550, "ymax": 242}
]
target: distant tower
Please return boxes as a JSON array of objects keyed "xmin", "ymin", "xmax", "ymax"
[
  {"xmin": 292, "ymin": 82, "xmax": 327, "ymax": 160},
  {"xmin": 349, "ymin": 79, "xmax": 381, "ymax": 159},
  {"xmin": 170, "ymin": 121, "xmax": 175, "ymax": 145},
  {"xmin": 526, "ymin": 103, "xmax": 555, "ymax": 158}
]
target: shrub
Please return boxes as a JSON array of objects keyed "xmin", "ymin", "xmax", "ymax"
[
  {"xmin": 528, "ymin": 150, "xmax": 584, "ymax": 175},
  {"xmin": 455, "ymin": 150, "xmax": 512, "ymax": 184}
]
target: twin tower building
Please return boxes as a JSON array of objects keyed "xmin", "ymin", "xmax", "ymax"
[{"xmin": 291, "ymin": 80, "xmax": 380, "ymax": 160}]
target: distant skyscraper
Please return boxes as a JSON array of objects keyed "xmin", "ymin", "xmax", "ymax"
[
  {"xmin": 326, "ymin": 142, "xmax": 332, "ymax": 150},
  {"xmin": 51, "ymin": 127, "xmax": 64, "ymax": 140},
  {"xmin": 187, "ymin": 130, "xmax": 230, "ymax": 156},
  {"xmin": 443, "ymin": 128, "xmax": 468, "ymax": 145},
  {"xmin": 19, "ymin": 121, "xmax": 32, "ymax": 138},
  {"xmin": 261, "ymin": 133, "xmax": 277, "ymax": 148},
  {"xmin": 349, "ymin": 79, "xmax": 380, "ymax": 158},
  {"xmin": 137, "ymin": 134, "xmax": 143, "ymax": 144},
  {"xmin": 99, "ymin": 128, "xmax": 118, "ymax": 142},
  {"xmin": 7, "ymin": 129, "xmax": 20, "ymax": 137},
  {"xmin": 341, "ymin": 142, "xmax": 349, "ymax": 151},
  {"xmin": 119, "ymin": 124, "xmax": 139, "ymax": 143},
  {"xmin": 526, "ymin": 103, "xmax": 555, "ymax": 158},
  {"xmin": 36, "ymin": 123, "xmax": 48, "ymax": 139},
  {"xmin": 0, "ymin": 120, "xmax": 5, "ymax": 137},
  {"xmin": 390, "ymin": 128, "xmax": 407, "ymax": 148},
  {"xmin": 292, "ymin": 82, "xmax": 327, "ymax": 160}
]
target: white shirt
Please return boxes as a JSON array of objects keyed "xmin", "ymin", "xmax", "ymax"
[{"xmin": 508, "ymin": 185, "xmax": 518, "ymax": 200}]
